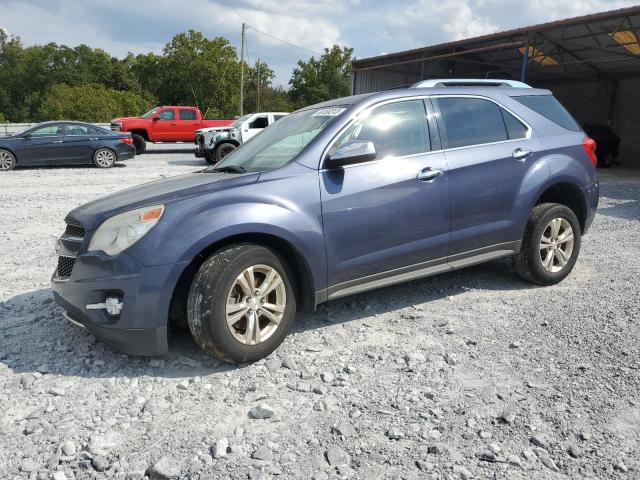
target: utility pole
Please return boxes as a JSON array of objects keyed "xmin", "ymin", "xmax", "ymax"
[
  {"xmin": 240, "ymin": 23, "xmax": 245, "ymax": 116},
  {"xmin": 256, "ymin": 58, "xmax": 261, "ymax": 112}
]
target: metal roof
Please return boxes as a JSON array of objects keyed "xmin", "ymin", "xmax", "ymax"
[{"xmin": 352, "ymin": 6, "xmax": 640, "ymax": 83}]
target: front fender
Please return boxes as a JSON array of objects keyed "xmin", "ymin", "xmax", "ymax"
[{"xmin": 127, "ymin": 165, "xmax": 326, "ymax": 294}]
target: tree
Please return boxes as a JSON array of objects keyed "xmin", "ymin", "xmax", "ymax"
[
  {"xmin": 243, "ymin": 61, "xmax": 293, "ymax": 113},
  {"xmin": 37, "ymin": 84, "xmax": 154, "ymax": 122},
  {"xmin": 160, "ymin": 30, "xmax": 241, "ymax": 118},
  {"xmin": 289, "ymin": 45, "xmax": 353, "ymax": 108}
]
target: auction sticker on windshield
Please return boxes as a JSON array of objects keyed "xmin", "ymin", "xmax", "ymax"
[{"xmin": 312, "ymin": 107, "xmax": 346, "ymax": 117}]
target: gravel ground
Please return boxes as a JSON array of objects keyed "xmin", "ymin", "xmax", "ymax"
[{"xmin": 1, "ymin": 144, "xmax": 639, "ymax": 480}]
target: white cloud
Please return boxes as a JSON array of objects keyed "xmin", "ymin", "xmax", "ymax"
[{"xmin": 390, "ymin": 0, "xmax": 497, "ymax": 44}]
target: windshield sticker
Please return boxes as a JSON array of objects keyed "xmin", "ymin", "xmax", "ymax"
[{"xmin": 312, "ymin": 107, "xmax": 346, "ymax": 117}]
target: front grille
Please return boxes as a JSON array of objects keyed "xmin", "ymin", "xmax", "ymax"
[
  {"xmin": 110, "ymin": 122, "xmax": 121, "ymax": 131},
  {"xmin": 56, "ymin": 256, "xmax": 75, "ymax": 279},
  {"xmin": 64, "ymin": 224, "xmax": 85, "ymax": 238}
]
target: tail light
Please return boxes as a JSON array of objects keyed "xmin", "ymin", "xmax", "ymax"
[
  {"xmin": 582, "ymin": 137, "xmax": 597, "ymax": 168},
  {"xmin": 119, "ymin": 137, "xmax": 134, "ymax": 145}
]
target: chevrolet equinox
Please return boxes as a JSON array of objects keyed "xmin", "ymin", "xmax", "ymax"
[{"xmin": 52, "ymin": 79, "xmax": 599, "ymax": 363}]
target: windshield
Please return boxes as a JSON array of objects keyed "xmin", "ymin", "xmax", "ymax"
[
  {"xmin": 209, "ymin": 106, "xmax": 345, "ymax": 173},
  {"xmin": 230, "ymin": 114, "xmax": 252, "ymax": 128},
  {"xmin": 141, "ymin": 108, "xmax": 159, "ymax": 119}
]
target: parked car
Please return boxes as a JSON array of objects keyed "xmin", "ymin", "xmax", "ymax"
[
  {"xmin": 583, "ymin": 123, "xmax": 620, "ymax": 167},
  {"xmin": 0, "ymin": 121, "xmax": 135, "ymax": 171},
  {"xmin": 195, "ymin": 112, "xmax": 289, "ymax": 163},
  {"xmin": 111, "ymin": 106, "xmax": 233, "ymax": 154},
  {"xmin": 52, "ymin": 79, "xmax": 599, "ymax": 363}
]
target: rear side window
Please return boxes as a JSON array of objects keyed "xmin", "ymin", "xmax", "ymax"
[
  {"xmin": 501, "ymin": 110, "xmax": 528, "ymax": 140},
  {"xmin": 334, "ymin": 99, "xmax": 430, "ymax": 159},
  {"xmin": 513, "ymin": 95, "xmax": 581, "ymax": 132},
  {"xmin": 179, "ymin": 109, "xmax": 197, "ymax": 120},
  {"xmin": 435, "ymin": 97, "xmax": 508, "ymax": 148}
]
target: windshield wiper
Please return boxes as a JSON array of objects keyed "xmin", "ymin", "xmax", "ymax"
[{"xmin": 207, "ymin": 165, "xmax": 247, "ymax": 174}]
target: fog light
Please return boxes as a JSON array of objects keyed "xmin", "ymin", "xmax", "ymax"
[
  {"xmin": 86, "ymin": 296, "xmax": 123, "ymax": 316},
  {"xmin": 105, "ymin": 297, "xmax": 123, "ymax": 316}
]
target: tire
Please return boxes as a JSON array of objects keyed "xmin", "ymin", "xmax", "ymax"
[
  {"xmin": 187, "ymin": 245, "xmax": 297, "ymax": 363},
  {"xmin": 216, "ymin": 142, "xmax": 236, "ymax": 162},
  {"xmin": 513, "ymin": 202, "xmax": 581, "ymax": 285},
  {"xmin": 204, "ymin": 151, "xmax": 216, "ymax": 165},
  {"xmin": 0, "ymin": 149, "xmax": 16, "ymax": 171},
  {"xmin": 131, "ymin": 134, "xmax": 147, "ymax": 154},
  {"xmin": 93, "ymin": 148, "xmax": 116, "ymax": 168}
]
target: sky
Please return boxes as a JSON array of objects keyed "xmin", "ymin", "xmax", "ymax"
[{"xmin": 0, "ymin": 0, "xmax": 637, "ymax": 87}]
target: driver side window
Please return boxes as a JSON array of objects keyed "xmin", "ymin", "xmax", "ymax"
[
  {"xmin": 158, "ymin": 110, "xmax": 175, "ymax": 120},
  {"xmin": 249, "ymin": 116, "xmax": 269, "ymax": 129},
  {"xmin": 334, "ymin": 100, "xmax": 431, "ymax": 159}
]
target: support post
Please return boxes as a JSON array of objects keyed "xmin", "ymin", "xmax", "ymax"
[
  {"xmin": 520, "ymin": 35, "xmax": 530, "ymax": 83},
  {"xmin": 240, "ymin": 23, "xmax": 245, "ymax": 116}
]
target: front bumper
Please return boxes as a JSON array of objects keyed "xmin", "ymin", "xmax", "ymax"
[{"xmin": 51, "ymin": 250, "xmax": 188, "ymax": 356}]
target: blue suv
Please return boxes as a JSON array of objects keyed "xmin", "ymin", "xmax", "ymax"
[{"xmin": 52, "ymin": 79, "xmax": 599, "ymax": 363}]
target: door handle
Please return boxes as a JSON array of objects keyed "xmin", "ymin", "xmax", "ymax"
[
  {"xmin": 89, "ymin": 137, "xmax": 98, "ymax": 140},
  {"xmin": 52, "ymin": 140, "xmax": 63, "ymax": 143},
  {"xmin": 417, "ymin": 167, "xmax": 444, "ymax": 182},
  {"xmin": 513, "ymin": 148, "xmax": 533, "ymax": 161}
]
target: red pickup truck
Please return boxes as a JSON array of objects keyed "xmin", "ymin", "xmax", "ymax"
[{"xmin": 111, "ymin": 106, "xmax": 233, "ymax": 154}]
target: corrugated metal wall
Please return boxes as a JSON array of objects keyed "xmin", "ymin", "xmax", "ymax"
[{"xmin": 353, "ymin": 69, "xmax": 421, "ymax": 94}]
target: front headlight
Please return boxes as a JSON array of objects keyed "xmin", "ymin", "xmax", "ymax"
[{"xmin": 88, "ymin": 205, "xmax": 164, "ymax": 256}]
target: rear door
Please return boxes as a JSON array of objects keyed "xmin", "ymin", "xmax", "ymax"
[
  {"xmin": 320, "ymin": 98, "xmax": 450, "ymax": 295},
  {"xmin": 178, "ymin": 108, "xmax": 199, "ymax": 141},
  {"xmin": 15, "ymin": 124, "xmax": 67, "ymax": 164},
  {"xmin": 61, "ymin": 124, "xmax": 98, "ymax": 163},
  {"xmin": 432, "ymin": 95, "xmax": 540, "ymax": 255}
]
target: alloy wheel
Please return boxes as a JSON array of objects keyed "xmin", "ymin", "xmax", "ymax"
[
  {"xmin": 95, "ymin": 149, "xmax": 115, "ymax": 167},
  {"xmin": 0, "ymin": 150, "xmax": 14, "ymax": 170},
  {"xmin": 225, "ymin": 264, "xmax": 286, "ymax": 345},
  {"xmin": 539, "ymin": 217, "xmax": 574, "ymax": 273}
]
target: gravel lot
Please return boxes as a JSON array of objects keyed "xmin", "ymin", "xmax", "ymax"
[{"xmin": 1, "ymin": 144, "xmax": 639, "ymax": 480}]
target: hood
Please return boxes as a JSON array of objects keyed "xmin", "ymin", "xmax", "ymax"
[
  {"xmin": 112, "ymin": 116, "xmax": 143, "ymax": 123},
  {"xmin": 67, "ymin": 171, "xmax": 259, "ymax": 230},
  {"xmin": 197, "ymin": 126, "xmax": 234, "ymax": 134}
]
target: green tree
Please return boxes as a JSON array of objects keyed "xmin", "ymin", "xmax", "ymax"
[
  {"xmin": 243, "ymin": 61, "xmax": 293, "ymax": 113},
  {"xmin": 289, "ymin": 45, "xmax": 353, "ymax": 108},
  {"xmin": 160, "ymin": 30, "xmax": 241, "ymax": 118},
  {"xmin": 37, "ymin": 84, "xmax": 154, "ymax": 122}
]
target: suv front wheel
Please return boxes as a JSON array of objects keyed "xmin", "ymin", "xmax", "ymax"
[
  {"xmin": 514, "ymin": 203, "xmax": 582, "ymax": 285},
  {"xmin": 187, "ymin": 245, "xmax": 296, "ymax": 363}
]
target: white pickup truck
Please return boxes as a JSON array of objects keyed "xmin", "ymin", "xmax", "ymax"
[{"xmin": 195, "ymin": 112, "xmax": 288, "ymax": 163}]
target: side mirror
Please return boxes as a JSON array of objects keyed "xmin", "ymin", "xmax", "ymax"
[
  {"xmin": 152, "ymin": 116, "xmax": 160, "ymax": 122},
  {"xmin": 22, "ymin": 133, "xmax": 32, "ymax": 139},
  {"xmin": 327, "ymin": 141, "xmax": 376, "ymax": 167}
]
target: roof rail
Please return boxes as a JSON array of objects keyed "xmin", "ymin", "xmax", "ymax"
[{"xmin": 411, "ymin": 79, "xmax": 532, "ymax": 89}]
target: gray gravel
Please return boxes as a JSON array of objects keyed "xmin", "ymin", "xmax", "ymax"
[{"xmin": 1, "ymin": 145, "xmax": 639, "ymax": 479}]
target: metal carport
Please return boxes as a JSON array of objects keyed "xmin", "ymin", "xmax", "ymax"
[{"xmin": 351, "ymin": 6, "xmax": 640, "ymax": 165}]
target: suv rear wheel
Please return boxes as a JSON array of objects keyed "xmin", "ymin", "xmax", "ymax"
[
  {"xmin": 187, "ymin": 245, "xmax": 296, "ymax": 363},
  {"xmin": 514, "ymin": 203, "xmax": 581, "ymax": 285}
]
